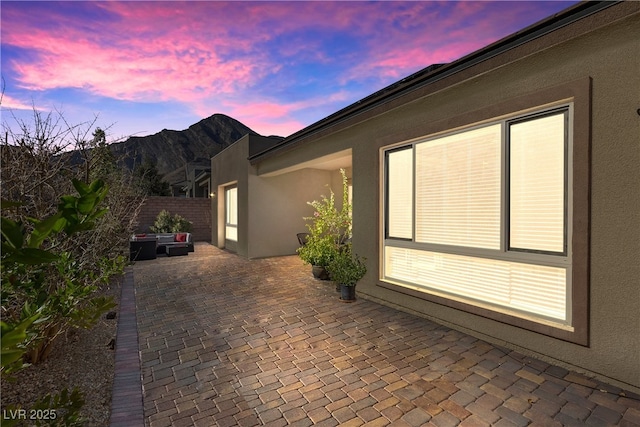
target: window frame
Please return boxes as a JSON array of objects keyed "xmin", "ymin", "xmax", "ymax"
[
  {"xmin": 379, "ymin": 77, "xmax": 590, "ymax": 346},
  {"xmin": 506, "ymin": 108, "xmax": 570, "ymax": 257},
  {"xmin": 384, "ymin": 146, "xmax": 414, "ymax": 241},
  {"xmin": 225, "ymin": 185, "xmax": 238, "ymax": 242},
  {"xmin": 383, "ymin": 106, "xmax": 571, "ymax": 267}
]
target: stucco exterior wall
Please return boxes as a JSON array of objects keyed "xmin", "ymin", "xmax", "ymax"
[
  {"xmin": 254, "ymin": 8, "xmax": 640, "ymax": 391},
  {"xmin": 247, "ymin": 168, "xmax": 334, "ymax": 259},
  {"xmin": 211, "ymin": 135, "xmax": 347, "ymax": 259},
  {"xmin": 211, "ymin": 135, "xmax": 249, "ymax": 256}
]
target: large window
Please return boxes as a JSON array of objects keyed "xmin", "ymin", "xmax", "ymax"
[{"xmin": 383, "ymin": 106, "xmax": 572, "ymax": 331}]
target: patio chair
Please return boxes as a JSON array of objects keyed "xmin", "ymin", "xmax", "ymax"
[{"xmin": 297, "ymin": 233, "xmax": 310, "ymax": 246}]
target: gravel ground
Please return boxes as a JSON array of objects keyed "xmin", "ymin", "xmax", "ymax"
[{"xmin": 1, "ymin": 279, "xmax": 121, "ymax": 426}]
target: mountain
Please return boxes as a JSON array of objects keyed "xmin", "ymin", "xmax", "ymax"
[{"xmin": 109, "ymin": 113, "xmax": 257, "ymax": 176}]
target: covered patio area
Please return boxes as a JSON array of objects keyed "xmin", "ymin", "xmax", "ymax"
[{"xmin": 111, "ymin": 243, "xmax": 640, "ymax": 426}]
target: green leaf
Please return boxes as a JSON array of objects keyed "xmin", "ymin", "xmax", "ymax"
[
  {"xmin": 7, "ymin": 248, "xmax": 60, "ymax": 265},
  {"xmin": 76, "ymin": 193, "xmax": 98, "ymax": 215},
  {"xmin": 1, "ymin": 314, "xmax": 40, "ymax": 368},
  {"xmin": 89, "ymin": 179, "xmax": 105, "ymax": 193},
  {"xmin": 0, "ymin": 349, "xmax": 24, "ymax": 368},
  {"xmin": 0, "ymin": 217, "xmax": 24, "ymax": 249},
  {"xmin": 59, "ymin": 195, "xmax": 77, "ymax": 210},
  {"xmin": 72, "ymin": 178, "xmax": 91, "ymax": 195},
  {"xmin": 27, "ymin": 212, "xmax": 66, "ymax": 248}
]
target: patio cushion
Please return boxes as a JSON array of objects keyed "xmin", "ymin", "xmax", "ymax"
[{"xmin": 157, "ymin": 234, "xmax": 175, "ymax": 245}]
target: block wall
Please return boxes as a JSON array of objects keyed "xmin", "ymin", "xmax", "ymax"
[{"xmin": 137, "ymin": 197, "xmax": 212, "ymax": 242}]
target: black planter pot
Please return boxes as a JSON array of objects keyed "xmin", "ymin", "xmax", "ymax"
[
  {"xmin": 340, "ymin": 284, "xmax": 356, "ymax": 302},
  {"xmin": 312, "ymin": 265, "xmax": 330, "ymax": 280}
]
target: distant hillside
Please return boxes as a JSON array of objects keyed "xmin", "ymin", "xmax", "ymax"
[{"xmin": 109, "ymin": 113, "xmax": 257, "ymax": 176}]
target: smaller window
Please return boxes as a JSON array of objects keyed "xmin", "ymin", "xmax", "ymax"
[
  {"xmin": 508, "ymin": 110, "xmax": 568, "ymax": 255},
  {"xmin": 385, "ymin": 147, "xmax": 413, "ymax": 240},
  {"xmin": 225, "ymin": 186, "xmax": 238, "ymax": 242}
]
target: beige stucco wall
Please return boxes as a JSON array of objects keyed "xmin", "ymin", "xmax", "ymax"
[
  {"xmin": 255, "ymin": 8, "xmax": 640, "ymax": 391},
  {"xmin": 247, "ymin": 168, "xmax": 335, "ymax": 259},
  {"xmin": 212, "ymin": 136, "xmax": 350, "ymax": 259},
  {"xmin": 211, "ymin": 135, "xmax": 249, "ymax": 256}
]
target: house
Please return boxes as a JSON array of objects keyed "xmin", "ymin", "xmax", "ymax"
[
  {"xmin": 168, "ymin": 164, "xmax": 212, "ymax": 197},
  {"xmin": 211, "ymin": 1, "xmax": 640, "ymax": 392}
]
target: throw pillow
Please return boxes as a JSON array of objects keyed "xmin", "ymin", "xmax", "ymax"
[{"xmin": 175, "ymin": 233, "xmax": 187, "ymax": 242}]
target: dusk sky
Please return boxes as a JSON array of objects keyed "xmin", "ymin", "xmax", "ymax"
[{"xmin": 1, "ymin": 1, "xmax": 577, "ymax": 141}]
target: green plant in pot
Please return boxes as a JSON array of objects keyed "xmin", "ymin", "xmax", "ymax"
[
  {"xmin": 297, "ymin": 234, "xmax": 338, "ymax": 279},
  {"xmin": 327, "ymin": 244, "xmax": 366, "ymax": 302},
  {"xmin": 297, "ymin": 169, "xmax": 351, "ymax": 280}
]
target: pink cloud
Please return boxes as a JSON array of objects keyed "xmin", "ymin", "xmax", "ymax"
[
  {"xmin": 2, "ymin": 1, "xmax": 571, "ymax": 138},
  {"xmin": 2, "ymin": 2, "xmax": 284, "ymax": 105},
  {"xmin": 0, "ymin": 94, "xmax": 41, "ymax": 111},
  {"xmin": 2, "ymin": 2, "xmax": 503, "ymax": 105},
  {"xmin": 7, "ymin": 29, "xmax": 262, "ymax": 104}
]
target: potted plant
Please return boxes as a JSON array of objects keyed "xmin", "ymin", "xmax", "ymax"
[
  {"xmin": 327, "ymin": 244, "xmax": 367, "ymax": 302},
  {"xmin": 297, "ymin": 235, "xmax": 338, "ymax": 279},
  {"xmin": 297, "ymin": 169, "xmax": 351, "ymax": 280}
]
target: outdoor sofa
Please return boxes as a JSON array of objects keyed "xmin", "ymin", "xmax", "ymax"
[{"xmin": 129, "ymin": 232, "xmax": 194, "ymax": 261}]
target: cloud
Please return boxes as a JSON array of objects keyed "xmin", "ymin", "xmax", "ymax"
[
  {"xmin": 0, "ymin": 94, "xmax": 40, "ymax": 111},
  {"xmin": 2, "ymin": 2, "xmax": 277, "ymax": 104},
  {"xmin": 1, "ymin": 1, "xmax": 577, "ymax": 137}
]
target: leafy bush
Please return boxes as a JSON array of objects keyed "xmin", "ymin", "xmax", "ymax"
[
  {"xmin": 1, "ymin": 179, "xmax": 117, "ymax": 370},
  {"xmin": 297, "ymin": 234, "xmax": 338, "ymax": 267},
  {"xmin": 297, "ymin": 169, "xmax": 351, "ymax": 267},
  {"xmin": 327, "ymin": 244, "xmax": 367, "ymax": 287},
  {"xmin": 1, "ymin": 106, "xmax": 143, "ymax": 369},
  {"xmin": 1, "ymin": 102, "xmax": 145, "ymax": 424},
  {"xmin": 149, "ymin": 209, "xmax": 193, "ymax": 233}
]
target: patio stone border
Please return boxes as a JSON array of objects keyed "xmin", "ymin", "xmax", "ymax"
[{"xmin": 110, "ymin": 267, "xmax": 144, "ymax": 426}]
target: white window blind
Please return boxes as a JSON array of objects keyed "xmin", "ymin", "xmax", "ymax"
[
  {"xmin": 225, "ymin": 187, "xmax": 238, "ymax": 241},
  {"xmin": 415, "ymin": 124, "xmax": 501, "ymax": 249},
  {"xmin": 384, "ymin": 246, "xmax": 567, "ymax": 322},
  {"xmin": 386, "ymin": 148, "xmax": 413, "ymax": 239},
  {"xmin": 509, "ymin": 113, "xmax": 566, "ymax": 253}
]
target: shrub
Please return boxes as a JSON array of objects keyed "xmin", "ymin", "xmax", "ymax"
[
  {"xmin": 1, "ymin": 179, "xmax": 117, "ymax": 371},
  {"xmin": 297, "ymin": 169, "xmax": 351, "ymax": 267},
  {"xmin": 1, "ymin": 106, "xmax": 143, "ymax": 368},
  {"xmin": 327, "ymin": 244, "xmax": 367, "ymax": 286},
  {"xmin": 297, "ymin": 234, "xmax": 339, "ymax": 267},
  {"xmin": 149, "ymin": 210, "xmax": 192, "ymax": 233}
]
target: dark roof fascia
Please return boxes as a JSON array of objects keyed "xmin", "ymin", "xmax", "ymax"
[
  {"xmin": 194, "ymin": 170, "xmax": 211, "ymax": 182},
  {"xmin": 248, "ymin": 0, "xmax": 618, "ymax": 165}
]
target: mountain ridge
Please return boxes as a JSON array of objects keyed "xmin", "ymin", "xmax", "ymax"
[{"xmin": 110, "ymin": 113, "xmax": 258, "ymax": 176}]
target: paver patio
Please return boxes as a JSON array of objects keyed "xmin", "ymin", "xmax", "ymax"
[{"xmin": 111, "ymin": 243, "xmax": 640, "ymax": 426}]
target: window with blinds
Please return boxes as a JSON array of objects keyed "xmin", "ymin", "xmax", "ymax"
[
  {"xmin": 508, "ymin": 111, "xmax": 567, "ymax": 254},
  {"xmin": 415, "ymin": 124, "xmax": 501, "ymax": 249},
  {"xmin": 383, "ymin": 105, "xmax": 571, "ymax": 326},
  {"xmin": 386, "ymin": 148, "xmax": 413, "ymax": 239}
]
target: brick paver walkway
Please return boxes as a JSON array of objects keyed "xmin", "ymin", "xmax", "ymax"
[{"xmin": 114, "ymin": 243, "xmax": 640, "ymax": 426}]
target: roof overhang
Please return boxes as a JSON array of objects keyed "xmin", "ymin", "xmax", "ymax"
[{"xmin": 259, "ymin": 149, "xmax": 352, "ymax": 178}]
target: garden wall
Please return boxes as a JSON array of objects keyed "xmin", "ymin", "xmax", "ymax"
[{"xmin": 137, "ymin": 197, "xmax": 211, "ymax": 242}]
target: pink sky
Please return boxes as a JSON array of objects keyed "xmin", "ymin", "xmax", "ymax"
[{"xmin": 1, "ymin": 1, "xmax": 577, "ymax": 139}]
